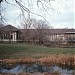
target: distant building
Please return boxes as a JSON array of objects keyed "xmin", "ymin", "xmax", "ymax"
[
  {"xmin": 0, "ymin": 25, "xmax": 75, "ymax": 45},
  {"xmin": 0, "ymin": 25, "xmax": 20, "ymax": 42}
]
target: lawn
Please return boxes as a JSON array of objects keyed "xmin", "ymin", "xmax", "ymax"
[{"xmin": 0, "ymin": 43, "xmax": 75, "ymax": 59}]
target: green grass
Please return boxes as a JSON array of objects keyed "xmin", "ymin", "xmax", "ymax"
[{"xmin": 0, "ymin": 43, "xmax": 75, "ymax": 59}]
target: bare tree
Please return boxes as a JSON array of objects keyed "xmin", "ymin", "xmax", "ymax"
[
  {"xmin": 0, "ymin": 1, "xmax": 5, "ymax": 41},
  {"xmin": 19, "ymin": 18, "xmax": 50, "ymax": 44},
  {"xmin": 0, "ymin": 0, "xmax": 67, "ymax": 44},
  {"xmin": 0, "ymin": 0, "xmax": 67, "ymax": 27},
  {"xmin": 32, "ymin": 20, "xmax": 50, "ymax": 44}
]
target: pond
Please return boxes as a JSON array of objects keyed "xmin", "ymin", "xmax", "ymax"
[{"xmin": 0, "ymin": 63, "xmax": 75, "ymax": 75}]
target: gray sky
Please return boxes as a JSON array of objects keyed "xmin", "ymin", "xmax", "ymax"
[{"xmin": 2, "ymin": 0, "xmax": 74, "ymax": 29}]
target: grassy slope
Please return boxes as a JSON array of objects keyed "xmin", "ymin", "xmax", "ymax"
[{"xmin": 0, "ymin": 43, "xmax": 75, "ymax": 59}]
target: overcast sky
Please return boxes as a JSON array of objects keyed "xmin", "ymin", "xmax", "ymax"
[{"xmin": 2, "ymin": 0, "xmax": 75, "ymax": 29}]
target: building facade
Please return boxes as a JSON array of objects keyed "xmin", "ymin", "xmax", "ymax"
[
  {"xmin": 0, "ymin": 25, "xmax": 20, "ymax": 42},
  {"xmin": 0, "ymin": 25, "xmax": 75, "ymax": 45}
]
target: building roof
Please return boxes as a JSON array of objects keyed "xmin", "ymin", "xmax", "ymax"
[
  {"xmin": 46, "ymin": 29, "xmax": 75, "ymax": 34},
  {"xmin": 19, "ymin": 29, "xmax": 75, "ymax": 35},
  {"xmin": 1, "ymin": 25, "xmax": 19, "ymax": 32},
  {"xmin": 1, "ymin": 25, "xmax": 75, "ymax": 34}
]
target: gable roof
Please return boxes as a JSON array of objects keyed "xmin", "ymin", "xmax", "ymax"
[{"xmin": 1, "ymin": 25, "xmax": 19, "ymax": 32}]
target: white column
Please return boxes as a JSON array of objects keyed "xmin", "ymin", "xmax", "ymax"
[
  {"xmin": 51, "ymin": 35, "xmax": 52, "ymax": 41},
  {"xmin": 14, "ymin": 32, "xmax": 17, "ymax": 41},
  {"xmin": 12, "ymin": 32, "xmax": 14, "ymax": 41},
  {"xmin": 12, "ymin": 32, "xmax": 16, "ymax": 41}
]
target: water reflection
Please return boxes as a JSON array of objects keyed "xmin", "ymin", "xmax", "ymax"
[{"xmin": 0, "ymin": 63, "xmax": 75, "ymax": 75}]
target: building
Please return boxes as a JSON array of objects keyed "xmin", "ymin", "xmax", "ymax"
[
  {"xmin": 0, "ymin": 25, "xmax": 75, "ymax": 45},
  {"xmin": 0, "ymin": 25, "xmax": 20, "ymax": 42}
]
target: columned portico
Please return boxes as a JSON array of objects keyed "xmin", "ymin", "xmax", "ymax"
[{"xmin": 12, "ymin": 32, "xmax": 17, "ymax": 41}]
